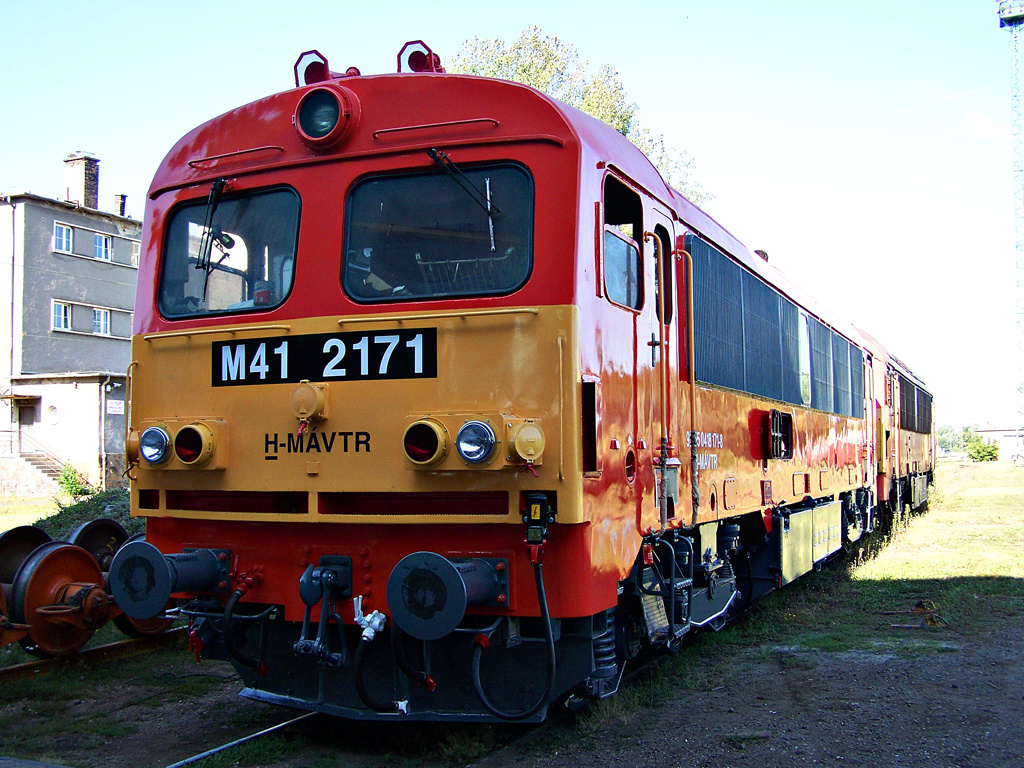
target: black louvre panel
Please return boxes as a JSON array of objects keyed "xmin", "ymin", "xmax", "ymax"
[
  {"xmin": 832, "ymin": 332, "xmax": 852, "ymax": 418},
  {"xmin": 741, "ymin": 270, "xmax": 783, "ymax": 400},
  {"xmin": 916, "ymin": 389, "xmax": 932, "ymax": 434},
  {"xmin": 849, "ymin": 344, "xmax": 864, "ymax": 418},
  {"xmin": 690, "ymin": 235, "xmax": 744, "ymax": 391},
  {"xmin": 780, "ymin": 297, "xmax": 802, "ymax": 406},
  {"xmin": 898, "ymin": 373, "xmax": 916, "ymax": 431},
  {"xmin": 809, "ymin": 318, "xmax": 833, "ymax": 412}
]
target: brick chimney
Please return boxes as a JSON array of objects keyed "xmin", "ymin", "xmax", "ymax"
[
  {"xmin": 114, "ymin": 194, "xmax": 127, "ymax": 216},
  {"xmin": 64, "ymin": 152, "xmax": 99, "ymax": 209}
]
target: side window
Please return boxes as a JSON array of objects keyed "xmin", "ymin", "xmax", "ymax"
[
  {"xmin": 653, "ymin": 225, "xmax": 673, "ymax": 324},
  {"xmin": 798, "ymin": 311, "xmax": 812, "ymax": 406},
  {"xmin": 602, "ymin": 174, "xmax": 644, "ymax": 310},
  {"xmin": 604, "ymin": 229, "xmax": 642, "ymax": 309}
]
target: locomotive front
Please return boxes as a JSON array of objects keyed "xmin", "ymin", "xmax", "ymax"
[{"xmin": 110, "ymin": 47, "xmax": 606, "ymax": 721}]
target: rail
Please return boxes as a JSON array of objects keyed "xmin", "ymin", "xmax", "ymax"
[{"xmin": 1, "ymin": 629, "xmax": 185, "ymax": 684}]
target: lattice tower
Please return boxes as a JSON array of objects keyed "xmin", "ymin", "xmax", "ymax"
[{"xmin": 1000, "ymin": 1, "xmax": 1024, "ymax": 458}]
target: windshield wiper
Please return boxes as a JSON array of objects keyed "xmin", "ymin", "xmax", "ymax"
[
  {"xmin": 427, "ymin": 148, "xmax": 500, "ymax": 251},
  {"xmin": 194, "ymin": 178, "xmax": 227, "ymax": 300}
]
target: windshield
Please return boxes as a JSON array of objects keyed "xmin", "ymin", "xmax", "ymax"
[
  {"xmin": 343, "ymin": 163, "xmax": 533, "ymax": 302},
  {"xmin": 158, "ymin": 186, "xmax": 300, "ymax": 318}
]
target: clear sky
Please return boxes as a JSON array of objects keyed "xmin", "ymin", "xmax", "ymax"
[{"xmin": 0, "ymin": 1, "xmax": 1013, "ymax": 427}]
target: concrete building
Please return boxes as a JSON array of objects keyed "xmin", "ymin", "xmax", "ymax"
[{"xmin": 1, "ymin": 153, "xmax": 141, "ymax": 494}]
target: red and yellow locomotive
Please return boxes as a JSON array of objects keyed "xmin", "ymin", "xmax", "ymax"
[{"xmin": 110, "ymin": 42, "xmax": 934, "ymax": 721}]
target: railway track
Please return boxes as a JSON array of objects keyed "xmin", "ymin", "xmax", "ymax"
[{"xmin": 0, "ymin": 626, "xmax": 185, "ymax": 683}]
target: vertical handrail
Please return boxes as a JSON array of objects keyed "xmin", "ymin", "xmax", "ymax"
[{"xmin": 645, "ymin": 232, "xmax": 670, "ymax": 533}]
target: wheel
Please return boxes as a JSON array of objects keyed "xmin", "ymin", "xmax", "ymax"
[
  {"xmin": 615, "ymin": 608, "xmax": 643, "ymax": 662},
  {"xmin": 1, "ymin": 587, "xmax": 30, "ymax": 648},
  {"xmin": 10, "ymin": 541, "xmax": 108, "ymax": 657},
  {"xmin": 113, "ymin": 609, "xmax": 175, "ymax": 638},
  {"xmin": 69, "ymin": 518, "xmax": 128, "ymax": 572},
  {"xmin": 0, "ymin": 526, "xmax": 52, "ymax": 584}
]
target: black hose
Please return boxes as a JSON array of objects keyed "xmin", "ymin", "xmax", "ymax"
[
  {"xmin": 471, "ymin": 561, "xmax": 556, "ymax": 721},
  {"xmin": 390, "ymin": 625, "xmax": 436, "ymax": 691},
  {"xmin": 353, "ymin": 636, "xmax": 402, "ymax": 712},
  {"xmin": 222, "ymin": 589, "xmax": 267, "ymax": 677}
]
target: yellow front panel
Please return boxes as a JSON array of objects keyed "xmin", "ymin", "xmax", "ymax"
[{"xmin": 129, "ymin": 306, "xmax": 583, "ymax": 524}]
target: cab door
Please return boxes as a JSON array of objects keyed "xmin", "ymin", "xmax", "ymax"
[{"xmin": 636, "ymin": 210, "xmax": 679, "ymax": 533}]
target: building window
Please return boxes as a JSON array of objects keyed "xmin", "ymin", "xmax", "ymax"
[
  {"xmin": 131, "ymin": 241, "xmax": 140, "ymax": 267},
  {"xmin": 94, "ymin": 233, "xmax": 112, "ymax": 260},
  {"xmin": 52, "ymin": 301, "xmax": 72, "ymax": 330},
  {"xmin": 93, "ymin": 308, "xmax": 111, "ymax": 335},
  {"xmin": 54, "ymin": 223, "xmax": 73, "ymax": 253}
]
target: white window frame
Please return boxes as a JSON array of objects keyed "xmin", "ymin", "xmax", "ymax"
[
  {"xmin": 93, "ymin": 233, "xmax": 113, "ymax": 261},
  {"xmin": 93, "ymin": 308, "xmax": 111, "ymax": 336},
  {"xmin": 54, "ymin": 223, "xmax": 74, "ymax": 253},
  {"xmin": 131, "ymin": 241, "xmax": 140, "ymax": 267},
  {"xmin": 52, "ymin": 300, "xmax": 72, "ymax": 331}
]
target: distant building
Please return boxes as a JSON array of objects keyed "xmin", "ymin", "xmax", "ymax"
[
  {"xmin": 976, "ymin": 428, "xmax": 1023, "ymax": 463},
  {"xmin": 0, "ymin": 153, "xmax": 140, "ymax": 494}
]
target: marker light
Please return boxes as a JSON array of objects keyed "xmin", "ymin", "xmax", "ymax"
[
  {"xmin": 404, "ymin": 420, "xmax": 448, "ymax": 466},
  {"xmin": 455, "ymin": 421, "xmax": 497, "ymax": 464},
  {"xmin": 294, "ymin": 50, "xmax": 330, "ymax": 88},
  {"xmin": 294, "ymin": 85, "xmax": 359, "ymax": 151},
  {"xmin": 174, "ymin": 423, "xmax": 215, "ymax": 466},
  {"xmin": 139, "ymin": 427, "xmax": 171, "ymax": 465}
]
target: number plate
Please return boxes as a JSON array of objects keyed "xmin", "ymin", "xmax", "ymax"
[{"xmin": 211, "ymin": 329, "xmax": 437, "ymax": 386}]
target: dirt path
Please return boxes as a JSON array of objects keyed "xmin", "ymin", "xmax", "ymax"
[{"xmin": 473, "ymin": 626, "xmax": 1024, "ymax": 768}]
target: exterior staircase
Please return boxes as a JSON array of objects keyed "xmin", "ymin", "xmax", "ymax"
[{"xmin": 20, "ymin": 452, "xmax": 63, "ymax": 483}]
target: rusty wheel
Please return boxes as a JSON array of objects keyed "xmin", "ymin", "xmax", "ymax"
[
  {"xmin": 113, "ymin": 609, "xmax": 175, "ymax": 638},
  {"xmin": 10, "ymin": 541, "xmax": 107, "ymax": 657},
  {"xmin": 69, "ymin": 518, "xmax": 129, "ymax": 572},
  {"xmin": 1, "ymin": 586, "xmax": 30, "ymax": 648},
  {"xmin": 110, "ymin": 534, "xmax": 175, "ymax": 638},
  {"xmin": 0, "ymin": 526, "xmax": 52, "ymax": 585}
]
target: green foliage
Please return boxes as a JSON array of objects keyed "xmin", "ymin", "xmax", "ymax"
[
  {"xmin": 56, "ymin": 464, "xmax": 93, "ymax": 498},
  {"xmin": 34, "ymin": 488, "xmax": 141, "ymax": 541},
  {"xmin": 447, "ymin": 27, "xmax": 712, "ymax": 206},
  {"xmin": 966, "ymin": 436, "xmax": 999, "ymax": 462},
  {"xmin": 937, "ymin": 424, "xmax": 958, "ymax": 452}
]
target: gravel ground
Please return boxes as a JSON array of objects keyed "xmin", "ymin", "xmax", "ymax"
[{"xmin": 471, "ymin": 624, "xmax": 1024, "ymax": 768}]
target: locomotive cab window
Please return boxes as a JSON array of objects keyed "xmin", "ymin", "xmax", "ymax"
[
  {"xmin": 158, "ymin": 186, "xmax": 300, "ymax": 318},
  {"xmin": 602, "ymin": 174, "xmax": 644, "ymax": 311},
  {"xmin": 603, "ymin": 229, "xmax": 642, "ymax": 310},
  {"xmin": 343, "ymin": 162, "xmax": 533, "ymax": 302}
]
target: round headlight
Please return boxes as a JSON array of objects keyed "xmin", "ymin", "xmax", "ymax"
[
  {"xmin": 139, "ymin": 426, "xmax": 170, "ymax": 465},
  {"xmin": 298, "ymin": 90, "xmax": 340, "ymax": 138},
  {"xmin": 294, "ymin": 85, "xmax": 359, "ymax": 150},
  {"xmin": 455, "ymin": 421, "xmax": 497, "ymax": 465}
]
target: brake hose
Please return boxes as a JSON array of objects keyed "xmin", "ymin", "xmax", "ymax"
[
  {"xmin": 391, "ymin": 625, "xmax": 437, "ymax": 692},
  {"xmin": 352, "ymin": 598, "xmax": 409, "ymax": 714},
  {"xmin": 471, "ymin": 559, "xmax": 556, "ymax": 721},
  {"xmin": 222, "ymin": 588, "xmax": 268, "ymax": 677},
  {"xmin": 354, "ymin": 635, "xmax": 404, "ymax": 712}
]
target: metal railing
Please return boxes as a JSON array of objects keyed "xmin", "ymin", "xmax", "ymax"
[{"xmin": 0, "ymin": 430, "xmax": 67, "ymax": 472}]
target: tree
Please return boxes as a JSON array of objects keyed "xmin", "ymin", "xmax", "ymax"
[
  {"xmin": 966, "ymin": 436, "xmax": 998, "ymax": 462},
  {"xmin": 447, "ymin": 27, "xmax": 711, "ymax": 206}
]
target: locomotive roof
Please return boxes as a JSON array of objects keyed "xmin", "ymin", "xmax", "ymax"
[{"xmin": 150, "ymin": 69, "xmax": 864, "ymax": 350}]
